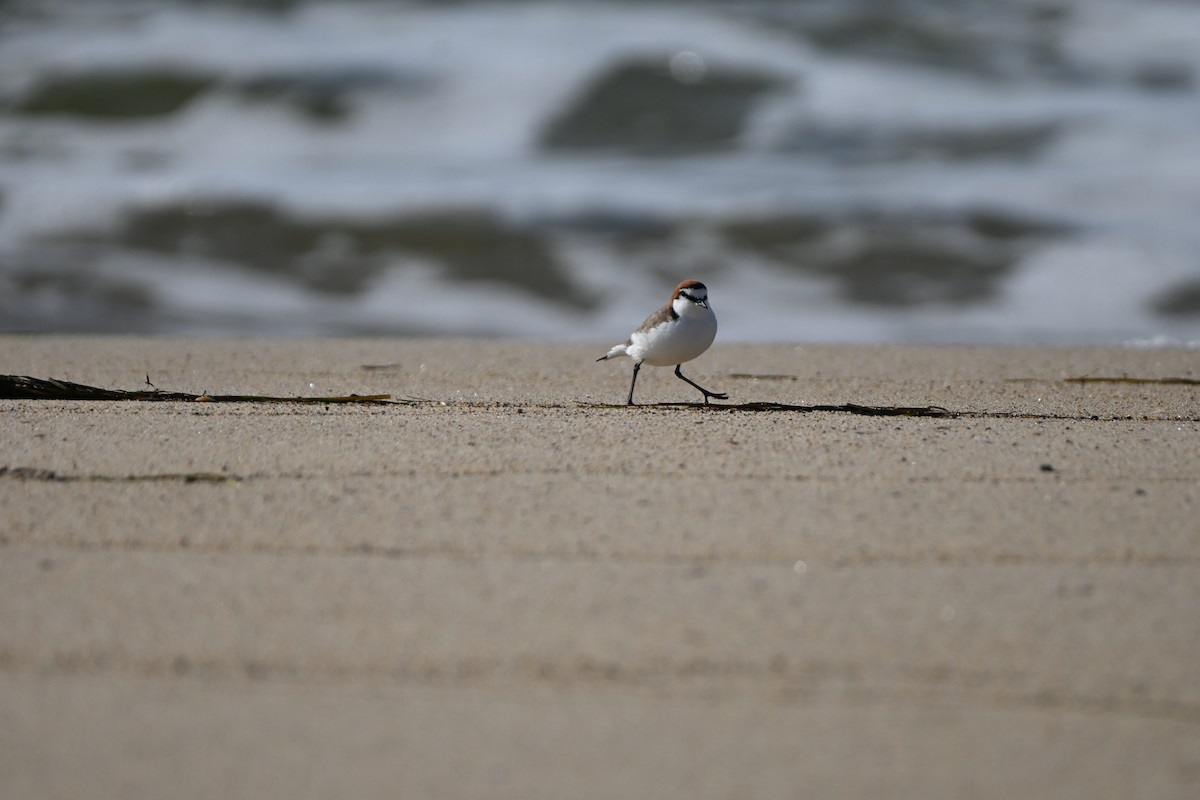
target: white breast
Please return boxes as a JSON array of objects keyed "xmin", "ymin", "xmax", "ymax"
[{"xmin": 628, "ymin": 309, "xmax": 717, "ymax": 366}]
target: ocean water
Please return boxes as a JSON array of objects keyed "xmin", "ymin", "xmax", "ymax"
[{"xmin": 1, "ymin": 0, "xmax": 1199, "ymax": 344}]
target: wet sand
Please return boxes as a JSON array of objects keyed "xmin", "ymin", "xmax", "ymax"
[{"xmin": 2, "ymin": 336, "xmax": 1198, "ymax": 799}]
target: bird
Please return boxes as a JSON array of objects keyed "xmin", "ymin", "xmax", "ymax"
[{"xmin": 596, "ymin": 279, "xmax": 728, "ymax": 406}]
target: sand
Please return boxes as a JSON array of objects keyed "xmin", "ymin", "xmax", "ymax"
[{"xmin": 2, "ymin": 336, "xmax": 1198, "ymax": 799}]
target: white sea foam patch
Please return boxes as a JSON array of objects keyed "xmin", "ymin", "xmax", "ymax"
[{"xmin": 996, "ymin": 239, "xmax": 1200, "ymax": 337}]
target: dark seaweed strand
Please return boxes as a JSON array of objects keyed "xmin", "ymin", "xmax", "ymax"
[{"xmin": 0, "ymin": 375, "xmax": 394, "ymax": 404}]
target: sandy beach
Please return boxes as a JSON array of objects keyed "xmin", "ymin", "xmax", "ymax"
[{"xmin": 2, "ymin": 336, "xmax": 1198, "ymax": 799}]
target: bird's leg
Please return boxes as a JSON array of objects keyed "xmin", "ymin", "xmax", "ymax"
[
  {"xmin": 627, "ymin": 361, "xmax": 642, "ymax": 406},
  {"xmin": 675, "ymin": 364, "xmax": 728, "ymax": 405}
]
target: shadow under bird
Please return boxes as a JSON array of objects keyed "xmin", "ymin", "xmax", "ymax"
[{"xmin": 596, "ymin": 279, "xmax": 728, "ymax": 406}]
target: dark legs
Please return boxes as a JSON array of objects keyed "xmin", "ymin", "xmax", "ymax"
[
  {"xmin": 674, "ymin": 364, "xmax": 728, "ymax": 404},
  {"xmin": 626, "ymin": 361, "xmax": 727, "ymax": 406}
]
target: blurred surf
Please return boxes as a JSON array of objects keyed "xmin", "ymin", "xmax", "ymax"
[{"xmin": 0, "ymin": 0, "xmax": 1198, "ymax": 344}]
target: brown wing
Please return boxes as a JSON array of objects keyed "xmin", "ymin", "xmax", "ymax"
[{"xmin": 635, "ymin": 302, "xmax": 678, "ymax": 334}]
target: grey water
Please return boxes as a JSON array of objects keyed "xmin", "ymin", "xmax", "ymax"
[{"xmin": 1, "ymin": 0, "xmax": 1199, "ymax": 344}]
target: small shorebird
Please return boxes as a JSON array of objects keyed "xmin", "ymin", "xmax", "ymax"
[{"xmin": 596, "ymin": 279, "xmax": 727, "ymax": 406}]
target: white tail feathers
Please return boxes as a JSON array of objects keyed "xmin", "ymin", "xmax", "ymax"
[{"xmin": 596, "ymin": 343, "xmax": 629, "ymax": 362}]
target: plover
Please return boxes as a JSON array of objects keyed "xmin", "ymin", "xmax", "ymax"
[{"xmin": 596, "ymin": 279, "xmax": 728, "ymax": 406}]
